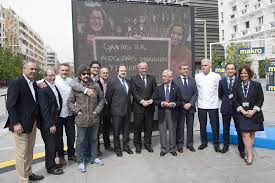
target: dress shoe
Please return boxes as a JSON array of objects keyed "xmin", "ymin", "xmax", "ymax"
[
  {"xmin": 98, "ymin": 150, "xmax": 103, "ymax": 156},
  {"xmin": 198, "ymin": 144, "xmax": 208, "ymax": 150},
  {"xmin": 170, "ymin": 151, "xmax": 177, "ymax": 156},
  {"xmin": 177, "ymin": 148, "xmax": 183, "ymax": 153},
  {"xmin": 59, "ymin": 157, "xmax": 67, "ymax": 166},
  {"xmin": 135, "ymin": 147, "xmax": 141, "ymax": 154},
  {"xmin": 123, "ymin": 147, "xmax": 134, "ymax": 154},
  {"xmin": 220, "ymin": 147, "xmax": 229, "ymax": 153},
  {"xmin": 145, "ymin": 146, "xmax": 154, "ymax": 153},
  {"xmin": 68, "ymin": 155, "xmax": 77, "ymax": 162},
  {"xmin": 246, "ymin": 154, "xmax": 254, "ymax": 165},
  {"xmin": 29, "ymin": 173, "xmax": 44, "ymax": 181},
  {"xmin": 47, "ymin": 168, "xmax": 64, "ymax": 175},
  {"xmin": 160, "ymin": 151, "xmax": 166, "ymax": 157},
  {"xmin": 55, "ymin": 163, "xmax": 63, "ymax": 169},
  {"xmin": 240, "ymin": 152, "xmax": 246, "ymax": 159},
  {"xmin": 105, "ymin": 146, "xmax": 114, "ymax": 151},
  {"xmin": 187, "ymin": 146, "xmax": 196, "ymax": 152},
  {"xmin": 115, "ymin": 150, "xmax": 123, "ymax": 157},
  {"xmin": 214, "ymin": 146, "xmax": 222, "ymax": 152}
]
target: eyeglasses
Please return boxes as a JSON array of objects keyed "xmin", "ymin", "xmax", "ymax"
[{"xmin": 81, "ymin": 72, "xmax": 90, "ymax": 76}]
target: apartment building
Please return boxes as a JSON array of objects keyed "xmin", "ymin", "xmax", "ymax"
[
  {"xmin": 45, "ymin": 47, "xmax": 59, "ymax": 67},
  {"xmin": 0, "ymin": 4, "xmax": 45, "ymax": 68},
  {"xmin": 219, "ymin": 0, "xmax": 275, "ymax": 76}
]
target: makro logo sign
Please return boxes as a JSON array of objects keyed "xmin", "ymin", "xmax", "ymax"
[{"xmin": 238, "ymin": 47, "xmax": 265, "ymax": 55}]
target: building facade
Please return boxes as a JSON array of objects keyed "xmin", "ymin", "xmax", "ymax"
[
  {"xmin": 219, "ymin": 0, "xmax": 275, "ymax": 76},
  {"xmin": 0, "ymin": 5, "xmax": 45, "ymax": 68},
  {"xmin": 45, "ymin": 47, "xmax": 59, "ymax": 67}
]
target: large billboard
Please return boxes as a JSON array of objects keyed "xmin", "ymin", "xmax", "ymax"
[{"xmin": 72, "ymin": 0, "xmax": 194, "ymax": 81}]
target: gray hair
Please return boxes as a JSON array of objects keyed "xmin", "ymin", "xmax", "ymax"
[
  {"xmin": 201, "ymin": 59, "xmax": 211, "ymax": 65},
  {"xmin": 137, "ymin": 62, "xmax": 148, "ymax": 69},
  {"xmin": 162, "ymin": 69, "xmax": 173, "ymax": 77},
  {"xmin": 43, "ymin": 67, "xmax": 56, "ymax": 76},
  {"xmin": 23, "ymin": 61, "xmax": 37, "ymax": 69}
]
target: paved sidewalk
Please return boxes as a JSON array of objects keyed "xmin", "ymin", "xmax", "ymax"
[{"xmin": 0, "ymin": 133, "xmax": 275, "ymax": 183}]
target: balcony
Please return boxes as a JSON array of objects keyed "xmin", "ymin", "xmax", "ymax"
[{"xmin": 255, "ymin": 25, "xmax": 262, "ymax": 32}]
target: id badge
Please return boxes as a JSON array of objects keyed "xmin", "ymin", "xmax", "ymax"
[
  {"xmin": 242, "ymin": 102, "xmax": 249, "ymax": 107},
  {"xmin": 228, "ymin": 94, "xmax": 233, "ymax": 99}
]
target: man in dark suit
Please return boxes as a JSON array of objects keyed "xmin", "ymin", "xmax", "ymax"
[
  {"xmin": 174, "ymin": 64, "xmax": 198, "ymax": 153},
  {"xmin": 97, "ymin": 67, "xmax": 114, "ymax": 151},
  {"xmin": 5, "ymin": 61, "xmax": 44, "ymax": 183},
  {"xmin": 38, "ymin": 67, "xmax": 63, "ymax": 175},
  {"xmin": 218, "ymin": 63, "xmax": 245, "ymax": 157},
  {"xmin": 105, "ymin": 65, "xmax": 133, "ymax": 157},
  {"xmin": 152, "ymin": 70, "xmax": 182, "ymax": 157},
  {"xmin": 131, "ymin": 62, "xmax": 157, "ymax": 154}
]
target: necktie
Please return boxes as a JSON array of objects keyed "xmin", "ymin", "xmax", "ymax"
[
  {"xmin": 229, "ymin": 78, "xmax": 233, "ymax": 93},
  {"xmin": 142, "ymin": 76, "xmax": 146, "ymax": 88},
  {"xmin": 183, "ymin": 77, "xmax": 188, "ymax": 89},
  {"xmin": 122, "ymin": 79, "xmax": 127, "ymax": 94},
  {"xmin": 165, "ymin": 85, "xmax": 170, "ymax": 101}
]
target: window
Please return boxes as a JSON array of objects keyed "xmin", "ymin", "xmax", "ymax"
[
  {"xmin": 230, "ymin": 14, "xmax": 235, "ymax": 19},
  {"xmin": 258, "ymin": 16, "xmax": 264, "ymax": 25},
  {"xmin": 232, "ymin": 6, "xmax": 237, "ymax": 11},
  {"xmin": 245, "ymin": 21, "xmax": 250, "ymax": 28},
  {"xmin": 233, "ymin": 25, "xmax": 238, "ymax": 32}
]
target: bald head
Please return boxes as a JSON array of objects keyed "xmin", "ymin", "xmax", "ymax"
[{"xmin": 99, "ymin": 67, "xmax": 109, "ymax": 81}]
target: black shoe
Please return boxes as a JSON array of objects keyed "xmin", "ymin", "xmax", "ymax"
[
  {"xmin": 98, "ymin": 150, "xmax": 103, "ymax": 156},
  {"xmin": 170, "ymin": 151, "xmax": 177, "ymax": 156},
  {"xmin": 29, "ymin": 173, "xmax": 44, "ymax": 181},
  {"xmin": 214, "ymin": 146, "xmax": 222, "ymax": 152},
  {"xmin": 220, "ymin": 147, "xmax": 229, "ymax": 153},
  {"xmin": 105, "ymin": 146, "xmax": 114, "ymax": 151},
  {"xmin": 135, "ymin": 147, "xmax": 141, "ymax": 154},
  {"xmin": 115, "ymin": 150, "xmax": 123, "ymax": 157},
  {"xmin": 160, "ymin": 151, "xmax": 166, "ymax": 157},
  {"xmin": 187, "ymin": 146, "xmax": 196, "ymax": 152},
  {"xmin": 145, "ymin": 146, "xmax": 154, "ymax": 153},
  {"xmin": 55, "ymin": 163, "xmax": 63, "ymax": 169},
  {"xmin": 240, "ymin": 152, "xmax": 246, "ymax": 159},
  {"xmin": 68, "ymin": 155, "xmax": 77, "ymax": 162},
  {"xmin": 198, "ymin": 144, "xmax": 208, "ymax": 150},
  {"xmin": 123, "ymin": 147, "xmax": 134, "ymax": 154},
  {"xmin": 177, "ymin": 148, "xmax": 183, "ymax": 153},
  {"xmin": 47, "ymin": 168, "xmax": 64, "ymax": 175}
]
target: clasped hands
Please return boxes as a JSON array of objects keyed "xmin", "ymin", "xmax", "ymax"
[
  {"xmin": 142, "ymin": 99, "xmax": 153, "ymax": 107},
  {"xmin": 241, "ymin": 109, "xmax": 256, "ymax": 118},
  {"xmin": 162, "ymin": 101, "xmax": 175, "ymax": 108}
]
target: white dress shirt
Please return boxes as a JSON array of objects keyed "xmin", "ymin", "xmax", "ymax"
[
  {"xmin": 45, "ymin": 80, "xmax": 60, "ymax": 110},
  {"xmin": 23, "ymin": 74, "xmax": 36, "ymax": 102},
  {"xmin": 195, "ymin": 72, "xmax": 221, "ymax": 109},
  {"xmin": 55, "ymin": 75, "xmax": 73, "ymax": 117}
]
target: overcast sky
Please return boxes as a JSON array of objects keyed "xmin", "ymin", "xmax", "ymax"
[{"xmin": 2, "ymin": 0, "xmax": 73, "ymax": 63}]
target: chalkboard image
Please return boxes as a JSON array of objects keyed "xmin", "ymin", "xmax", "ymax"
[{"xmin": 72, "ymin": 1, "xmax": 194, "ymax": 81}]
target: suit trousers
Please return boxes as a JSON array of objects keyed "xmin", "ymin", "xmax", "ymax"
[
  {"xmin": 222, "ymin": 114, "xmax": 244, "ymax": 153},
  {"xmin": 41, "ymin": 129, "xmax": 57, "ymax": 171},
  {"xmin": 13, "ymin": 122, "xmax": 37, "ymax": 183},
  {"xmin": 112, "ymin": 114, "xmax": 130, "ymax": 150},
  {"xmin": 176, "ymin": 111, "xmax": 195, "ymax": 148},
  {"xmin": 159, "ymin": 109, "xmax": 176, "ymax": 153},
  {"xmin": 133, "ymin": 110, "xmax": 154, "ymax": 148},
  {"xmin": 56, "ymin": 116, "xmax": 76, "ymax": 158},
  {"xmin": 198, "ymin": 108, "xmax": 220, "ymax": 146},
  {"xmin": 98, "ymin": 108, "xmax": 112, "ymax": 150}
]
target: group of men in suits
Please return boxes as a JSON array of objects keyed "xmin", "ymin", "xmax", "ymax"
[{"xmin": 5, "ymin": 59, "xmax": 246, "ymax": 181}]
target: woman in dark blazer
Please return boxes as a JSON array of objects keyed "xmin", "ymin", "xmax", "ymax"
[{"xmin": 233, "ymin": 65, "xmax": 264, "ymax": 165}]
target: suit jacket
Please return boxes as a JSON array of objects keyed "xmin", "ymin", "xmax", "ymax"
[
  {"xmin": 173, "ymin": 76, "xmax": 198, "ymax": 113},
  {"xmin": 218, "ymin": 76, "xmax": 240, "ymax": 115},
  {"xmin": 152, "ymin": 81, "xmax": 183, "ymax": 122},
  {"xmin": 233, "ymin": 80, "xmax": 264, "ymax": 123},
  {"xmin": 131, "ymin": 74, "xmax": 157, "ymax": 114},
  {"xmin": 105, "ymin": 76, "xmax": 132, "ymax": 117},
  {"xmin": 5, "ymin": 76, "xmax": 40, "ymax": 133},
  {"xmin": 38, "ymin": 81, "xmax": 62, "ymax": 130}
]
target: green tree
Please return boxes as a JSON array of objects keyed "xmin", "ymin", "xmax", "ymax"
[
  {"xmin": 258, "ymin": 58, "xmax": 271, "ymax": 78},
  {"xmin": 0, "ymin": 47, "xmax": 23, "ymax": 80},
  {"xmin": 225, "ymin": 43, "xmax": 251, "ymax": 69}
]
